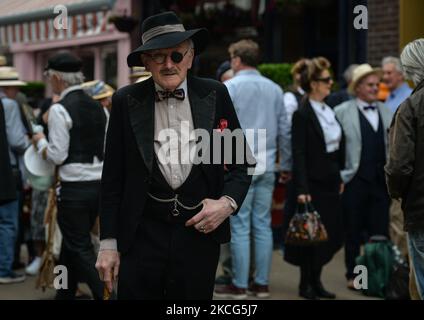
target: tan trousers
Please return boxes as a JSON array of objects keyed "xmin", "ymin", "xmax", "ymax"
[
  {"xmin": 409, "ymin": 244, "xmax": 422, "ymax": 300},
  {"xmin": 389, "ymin": 199, "xmax": 408, "ymax": 257}
]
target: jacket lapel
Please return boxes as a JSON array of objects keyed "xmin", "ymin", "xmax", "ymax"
[
  {"xmin": 377, "ymin": 102, "xmax": 393, "ymax": 131},
  {"xmin": 188, "ymin": 77, "xmax": 216, "ymax": 135},
  {"xmin": 305, "ymin": 101, "xmax": 324, "ymax": 142},
  {"xmin": 127, "ymin": 80, "xmax": 155, "ymax": 173},
  {"xmin": 350, "ymin": 101, "xmax": 361, "ymax": 141}
]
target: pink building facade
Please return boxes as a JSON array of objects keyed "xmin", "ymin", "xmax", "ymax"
[{"xmin": 0, "ymin": 0, "xmax": 134, "ymax": 90}]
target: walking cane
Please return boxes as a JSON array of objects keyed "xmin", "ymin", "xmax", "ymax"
[{"xmin": 103, "ymin": 272, "xmax": 116, "ymax": 300}]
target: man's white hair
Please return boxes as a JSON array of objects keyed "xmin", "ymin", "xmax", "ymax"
[
  {"xmin": 47, "ymin": 69, "xmax": 85, "ymax": 87},
  {"xmin": 343, "ymin": 64, "xmax": 359, "ymax": 84},
  {"xmin": 382, "ymin": 56, "xmax": 405, "ymax": 76},
  {"xmin": 188, "ymin": 39, "xmax": 194, "ymax": 49},
  {"xmin": 400, "ymin": 38, "xmax": 424, "ymax": 86}
]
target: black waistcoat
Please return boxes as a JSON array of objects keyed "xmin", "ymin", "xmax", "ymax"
[
  {"xmin": 145, "ymin": 156, "xmax": 210, "ymax": 220},
  {"xmin": 60, "ymin": 89, "xmax": 106, "ymax": 165},
  {"xmin": 357, "ymin": 110, "xmax": 386, "ymax": 183}
]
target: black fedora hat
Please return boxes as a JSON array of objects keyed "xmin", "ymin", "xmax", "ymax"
[{"xmin": 127, "ymin": 11, "xmax": 208, "ymax": 67}]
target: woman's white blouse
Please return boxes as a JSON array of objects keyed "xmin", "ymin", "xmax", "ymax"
[{"xmin": 309, "ymin": 99, "xmax": 342, "ymax": 153}]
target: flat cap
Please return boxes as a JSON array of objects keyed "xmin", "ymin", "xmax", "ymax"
[{"xmin": 45, "ymin": 53, "xmax": 82, "ymax": 72}]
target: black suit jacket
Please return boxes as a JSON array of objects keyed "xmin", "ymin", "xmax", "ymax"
[
  {"xmin": 0, "ymin": 99, "xmax": 17, "ymax": 204},
  {"xmin": 100, "ymin": 75, "xmax": 253, "ymax": 254},
  {"xmin": 292, "ymin": 100, "xmax": 345, "ymax": 195}
]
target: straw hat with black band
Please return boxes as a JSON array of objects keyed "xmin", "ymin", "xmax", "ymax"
[
  {"xmin": 0, "ymin": 67, "xmax": 27, "ymax": 87},
  {"xmin": 127, "ymin": 11, "xmax": 208, "ymax": 67},
  {"xmin": 348, "ymin": 64, "xmax": 383, "ymax": 95}
]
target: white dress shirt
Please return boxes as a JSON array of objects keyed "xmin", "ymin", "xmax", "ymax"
[
  {"xmin": 309, "ymin": 99, "xmax": 342, "ymax": 153},
  {"xmin": 356, "ymin": 98, "xmax": 379, "ymax": 132},
  {"xmin": 284, "ymin": 86, "xmax": 305, "ymax": 125},
  {"xmin": 154, "ymin": 79, "xmax": 196, "ymax": 189},
  {"xmin": 37, "ymin": 85, "xmax": 109, "ymax": 182}
]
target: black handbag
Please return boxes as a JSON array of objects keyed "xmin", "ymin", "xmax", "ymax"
[{"xmin": 285, "ymin": 201, "xmax": 328, "ymax": 246}]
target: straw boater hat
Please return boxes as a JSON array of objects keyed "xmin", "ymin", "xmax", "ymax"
[
  {"xmin": 127, "ymin": 11, "xmax": 209, "ymax": 67},
  {"xmin": 129, "ymin": 66, "xmax": 152, "ymax": 83},
  {"xmin": 348, "ymin": 64, "xmax": 383, "ymax": 95},
  {"xmin": 81, "ymin": 80, "xmax": 115, "ymax": 100},
  {"xmin": 0, "ymin": 55, "xmax": 7, "ymax": 66},
  {"xmin": 0, "ymin": 66, "xmax": 27, "ymax": 86}
]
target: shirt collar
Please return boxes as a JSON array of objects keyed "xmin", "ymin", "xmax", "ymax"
[
  {"xmin": 309, "ymin": 98, "xmax": 327, "ymax": 112},
  {"xmin": 154, "ymin": 78, "xmax": 188, "ymax": 94},
  {"xmin": 356, "ymin": 98, "xmax": 377, "ymax": 110},
  {"xmin": 234, "ymin": 69, "xmax": 260, "ymax": 77},
  {"xmin": 391, "ymin": 82, "xmax": 410, "ymax": 98},
  {"xmin": 60, "ymin": 84, "xmax": 82, "ymax": 100}
]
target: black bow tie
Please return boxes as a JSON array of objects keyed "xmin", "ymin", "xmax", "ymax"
[
  {"xmin": 364, "ymin": 105, "xmax": 376, "ymax": 111},
  {"xmin": 155, "ymin": 88, "xmax": 185, "ymax": 101}
]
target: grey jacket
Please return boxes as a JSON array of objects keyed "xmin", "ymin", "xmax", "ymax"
[{"xmin": 334, "ymin": 99, "xmax": 393, "ymax": 184}]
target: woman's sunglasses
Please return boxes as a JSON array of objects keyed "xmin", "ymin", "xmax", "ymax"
[{"xmin": 314, "ymin": 76, "xmax": 333, "ymax": 84}]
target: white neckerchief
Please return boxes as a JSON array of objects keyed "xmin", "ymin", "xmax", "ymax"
[{"xmin": 310, "ymin": 99, "xmax": 342, "ymax": 153}]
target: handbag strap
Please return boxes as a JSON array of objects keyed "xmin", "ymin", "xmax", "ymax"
[{"xmin": 305, "ymin": 201, "xmax": 317, "ymax": 214}]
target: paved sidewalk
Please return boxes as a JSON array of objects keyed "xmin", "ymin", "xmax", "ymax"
[{"xmin": 0, "ymin": 248, "xmax": 377, "ymax": 300}]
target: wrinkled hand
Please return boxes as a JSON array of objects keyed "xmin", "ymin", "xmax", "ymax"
[
  {"xmin": 95, "ymin": 250, "xmax": 120, "ymax": 293},
  {"xmin": 297, "ymin": 194, "xmax": 312, "ymax": 204},
  {"xmin": 32, "ymin": 132, "xmax": 45, "ymax": 144},
  {"xmin": 185, "ymin": 197, "xmax": 234, "ymax": 234}
]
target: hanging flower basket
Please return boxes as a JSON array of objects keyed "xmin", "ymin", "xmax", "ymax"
[{"xmin": 109, "ymin": 15, "xmax": 138, "ymax": 33}]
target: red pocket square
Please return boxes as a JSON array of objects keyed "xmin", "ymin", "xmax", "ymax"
[{"xmin": 217, "ymin": 118, "xmax": 228, "ymax": 132}]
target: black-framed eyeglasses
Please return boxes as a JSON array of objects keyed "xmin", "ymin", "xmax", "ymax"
[
  {"xmin": 314, "ymin": 76, "xmax": 333, "ymax": 84},
  {"xmin": 144, "ymin": 47, "xmax": 191, "ymax": 64}
]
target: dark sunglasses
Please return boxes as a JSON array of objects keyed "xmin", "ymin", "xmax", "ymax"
[
  {"xmin": 144, "ymin": 48, "xmax": 190, "ymax": 64},
  {"xmin": 314, "ymin": 76, "xmax": 333, "ymax": 84}
]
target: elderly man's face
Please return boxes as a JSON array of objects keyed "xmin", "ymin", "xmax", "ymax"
[
  {"xmin": 142, "ymin": 42, "xmax": 193, "ymax": 91},
  {"xmin": 2, "ymin": 86, "xmax": 19, "ymax": 99},
  {"xmin": 355, "ymin": 74, "xmax": 380, "ymax": 103},
  {"xmin": 382, "ymin": 63, "xmax": 404, "ymax": 91}
]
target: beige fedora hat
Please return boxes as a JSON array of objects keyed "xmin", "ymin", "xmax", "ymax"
[
  {"xmin": 348, "ymin": 64, "xmax": 383, "ymax": 95},
  {"xmin": 0, "ymin": 66, "xmax": 27, "ymax": 86}
]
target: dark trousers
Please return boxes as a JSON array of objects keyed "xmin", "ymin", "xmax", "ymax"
[
  {"xmin": 343, "ymin": 176, "xmax": 390, "ymax": 279},
  {"xmin": 118, "ymin": 200, "xmax": 220, "ymax": 300},
  {"xmin": 55, "ymin": 181, "xmax": 103, "ymax": 300}
]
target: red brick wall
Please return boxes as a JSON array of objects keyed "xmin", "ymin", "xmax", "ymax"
[{"xmin": 367, "ymin": 0, "xmax": 399, "ymax": 66}]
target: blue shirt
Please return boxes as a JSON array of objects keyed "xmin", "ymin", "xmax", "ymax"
[
  {"xmin": 0, "ymin": 94, "xmax": 30, "ymax": 166},
  {"xmin": 224, "ymin": 69, "xmax": 292, "ymax": 174},
  {"xmin": 385, "ymin": 82, "xmax": 413, "ymax": 114}
]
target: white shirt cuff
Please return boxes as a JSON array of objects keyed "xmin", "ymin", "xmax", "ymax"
[
  {"xmin": 99, "ymin": 238, "xmax": 118, "ymax": 251},
  {"xmin": 223, "ymin": 195, "xmax": 238, "ymax": 212}
]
